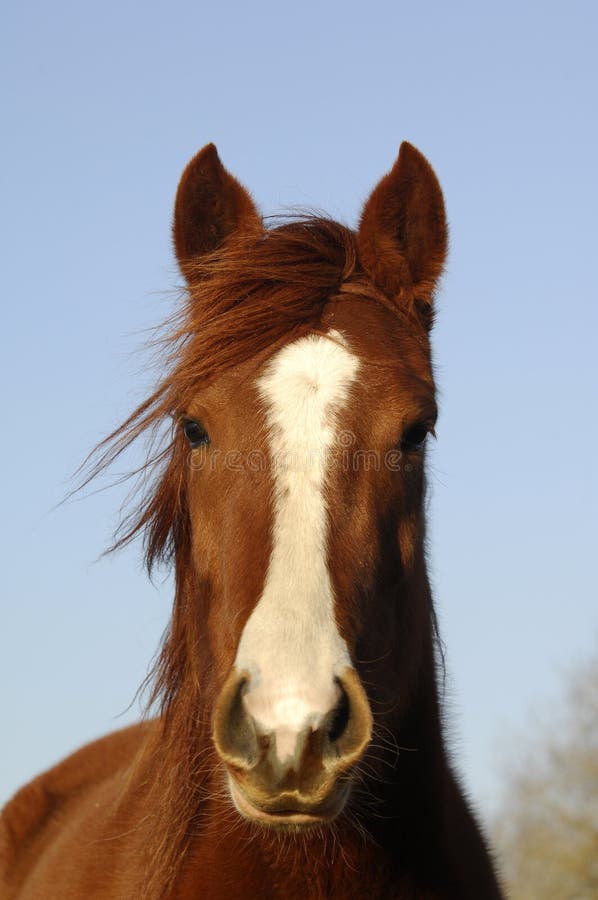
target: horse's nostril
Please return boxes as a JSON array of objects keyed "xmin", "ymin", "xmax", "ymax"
[
  {"xmin": 213, "ymin": 671, "xmax": 259, "ymax": 770},
  {"xmin": 327, "ymin": 683, "xmax": 350, "ymax": 744}
]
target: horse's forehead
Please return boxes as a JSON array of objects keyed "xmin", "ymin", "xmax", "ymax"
[{"xmin": 193, "ymin": 297, "xmax": 432, "ymax": 424}]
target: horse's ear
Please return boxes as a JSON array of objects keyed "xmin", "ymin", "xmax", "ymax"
[
  {"xmin": 357, "ymin": 142, "xmax": 447, "ymax": 328},
  {"xmin": 173, "ymin": 143, "xmax": 262, "ymax": 280}
]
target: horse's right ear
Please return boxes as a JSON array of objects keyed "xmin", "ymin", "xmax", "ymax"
[{"xmin": 173, "ymin": 144, "xmax": 262, "ymax": 281}]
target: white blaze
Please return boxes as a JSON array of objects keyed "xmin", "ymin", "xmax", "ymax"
[{"xmin": 234, "ymin": 331, "xmax": 360, "ymax": 764}]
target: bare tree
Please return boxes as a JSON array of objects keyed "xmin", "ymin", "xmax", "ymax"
[{"xmin": 493, "ymin": 650, "xmax": 598, "ymax": 899}]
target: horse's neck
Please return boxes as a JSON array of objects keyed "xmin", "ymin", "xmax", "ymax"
[
  {"xmin": 177, "ymin": 795, "xmax": 401, "ymax": 899},
  {"xmin": 174, "ymin": 785, "xmax": 455, "ymax": 900}
]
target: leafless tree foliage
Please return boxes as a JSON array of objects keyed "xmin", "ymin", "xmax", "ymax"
[{"xmin": 493, "ymin": 650, "xmax": 598, "ymax": 899}]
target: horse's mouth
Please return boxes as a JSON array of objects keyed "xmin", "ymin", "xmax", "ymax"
[{"xmin": 228, "ymin": 774, "xmax": 350, "ymax": 829}]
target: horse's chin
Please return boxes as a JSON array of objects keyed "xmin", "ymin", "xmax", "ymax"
[{"xmin": 227, "ymin": 774, "xmax": 350, "ymax": 830}]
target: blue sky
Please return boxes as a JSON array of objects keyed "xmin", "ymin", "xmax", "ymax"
[{"xmin": 2, "ymin": 0, "xmax": 597, "ymax": 821}]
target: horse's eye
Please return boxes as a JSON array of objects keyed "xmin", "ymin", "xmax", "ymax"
[
  {"xmin": 400, "ymin": 422, "xmax": 430, "ymax": 452},
  {"xmin": 182, "ymin": 418, "xmax": 210, "ymax": 448}
]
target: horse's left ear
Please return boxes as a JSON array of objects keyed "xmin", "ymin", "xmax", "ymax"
[
  {"xmin": 357, "ymin": 142, "xmax": 447, "ymax": 328},
  {"xmin": 173, "ymin": 143, "xmax": 262, "ymax": 281}
]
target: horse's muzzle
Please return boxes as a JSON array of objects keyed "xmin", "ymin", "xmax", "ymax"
[{"xmin": 212, "ymin": 667, "xmax": 372, "ymax": 827}]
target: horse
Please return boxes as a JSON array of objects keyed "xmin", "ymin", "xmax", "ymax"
[{"xmin": 1, "ymin": 142, "xmax": 504, "ymax": 899}]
